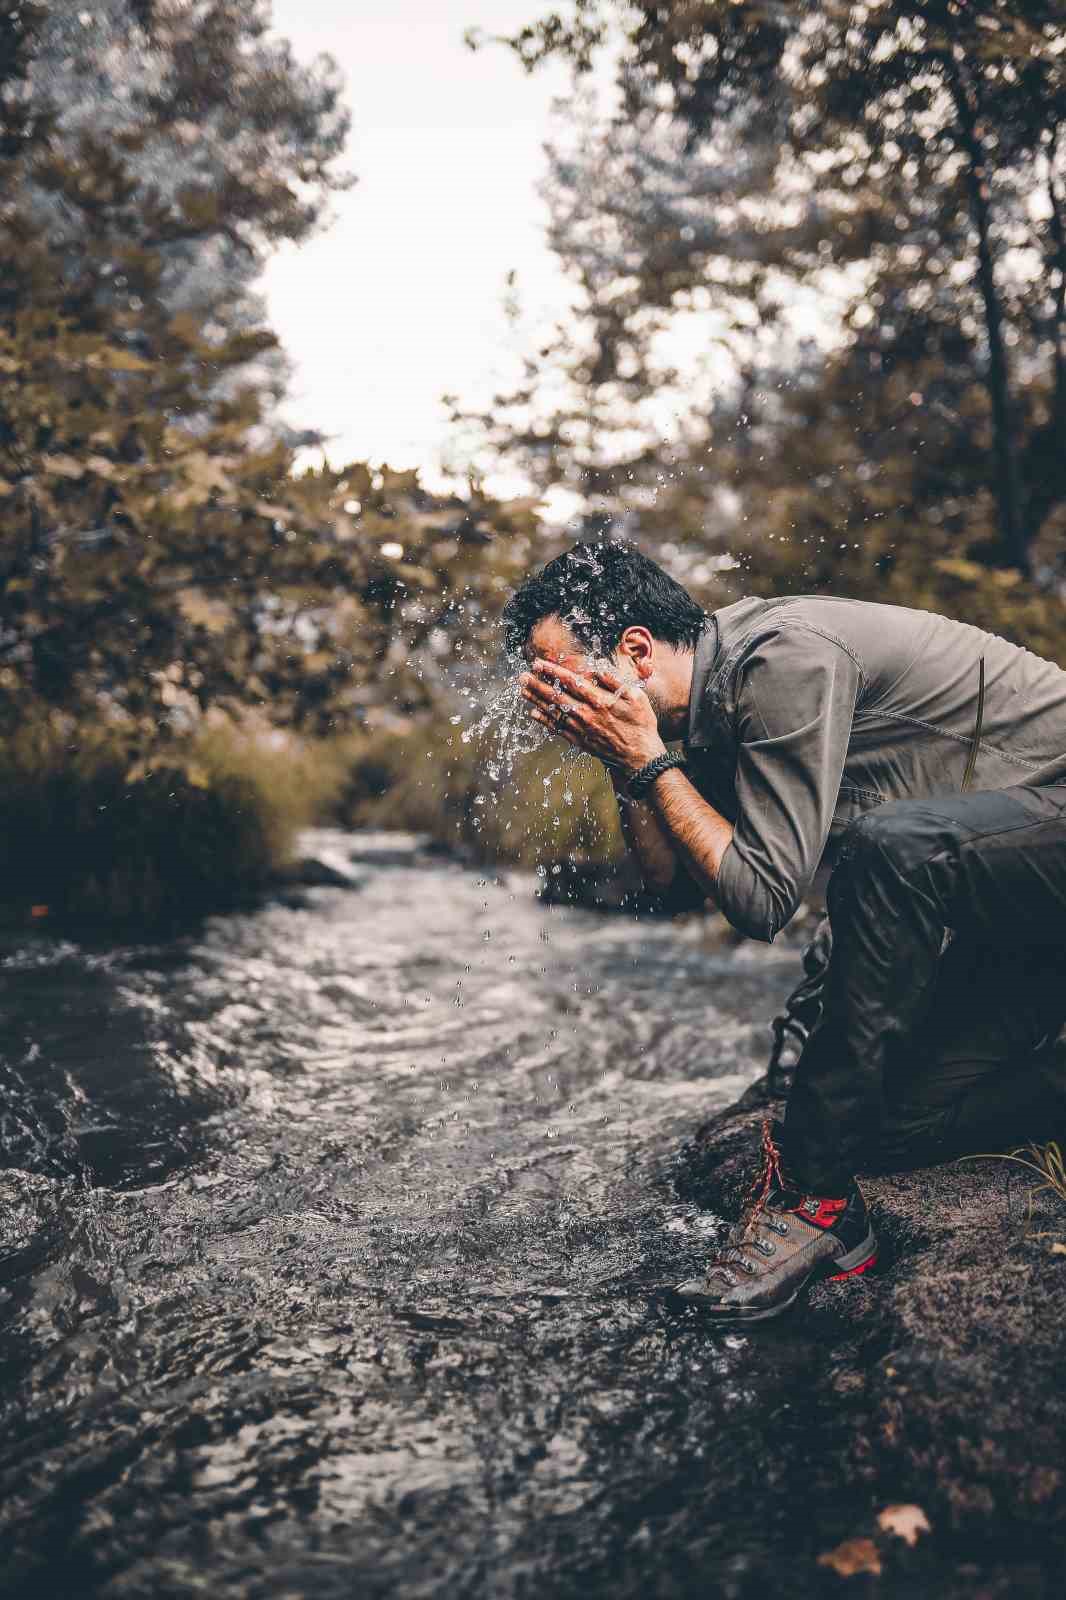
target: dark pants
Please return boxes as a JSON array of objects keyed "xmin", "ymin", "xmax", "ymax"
[{"xmin": 783, "ymin": 784, "xmax": 1066, "ymax": 1192}]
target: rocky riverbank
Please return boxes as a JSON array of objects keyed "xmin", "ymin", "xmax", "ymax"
[{"xmin": 671, "ymin": 1078, "xmax": 1066, "ymax": 1594}]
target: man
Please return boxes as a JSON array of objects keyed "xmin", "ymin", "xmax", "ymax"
[{"xmin": 509, "ymin": 540, "xmax": 1066, "ymax": 1321}]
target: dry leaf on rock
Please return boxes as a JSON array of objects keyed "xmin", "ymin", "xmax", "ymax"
[
  {"xmin": 877, "ymin": 1504, "xmax": 932, "ymax": 1546},
  {"xmin": 817, "ymin": 1537, "xmax": 883, "ymax": 1577}
]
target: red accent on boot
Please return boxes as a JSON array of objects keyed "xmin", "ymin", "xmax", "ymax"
[
  {"xmin": 828, "ymin": 1250, "xmax": 878, "ymax": 1281},
  {"xmin": 791, "ymin": 1196, "xmax": 848, "ymax": 1229}
]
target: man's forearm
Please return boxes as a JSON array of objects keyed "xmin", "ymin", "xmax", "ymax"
[
  {"xmin": 644, "ymin": 767, "xmax": 735, "ymax": 899},
  {"xmin": 609, "ymin": 767, "xmax": 680, "ymax": 892}
]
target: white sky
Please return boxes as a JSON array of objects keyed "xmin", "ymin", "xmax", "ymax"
[{"xmin": 262, "ymin": 0, "xmax": 575, "ymax": 492}]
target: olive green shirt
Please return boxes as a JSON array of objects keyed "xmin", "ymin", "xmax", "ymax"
[{"xmin": 684, "ymin": 596, "xmax": 1066, "ymax": 942}]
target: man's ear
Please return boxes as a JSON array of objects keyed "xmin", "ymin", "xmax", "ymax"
[{"xmin": 617, "ymin": 625, "xmax": 655, "ymax": 682}]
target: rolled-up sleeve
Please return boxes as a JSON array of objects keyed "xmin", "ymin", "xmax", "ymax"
[{"xmin": 714, "ymin": 628, "xmax": 861, "ymax": 942}]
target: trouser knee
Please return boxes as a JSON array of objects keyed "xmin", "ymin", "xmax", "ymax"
[{"xmin": 830, "ymin": 805, "xmax": 937, "ymax": 903}]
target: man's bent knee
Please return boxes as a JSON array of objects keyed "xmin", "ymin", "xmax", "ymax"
[{"xmin": 834, "ymin": 801, "xmax": 951, "ymax": 887}]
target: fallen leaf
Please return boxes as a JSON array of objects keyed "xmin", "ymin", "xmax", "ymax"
[
  {"xmin": 877, "ymin": 1504, "xmax": 932, "ymax": 1546},
  {"xmin": 41, "ymin": 453, "xmax": 85, "ymax": 479},
  {"xmin": 817, "ymin": 1538, "xmax": 882, "ymax": 1577},
  {"xmin": 1051, "ymin": 1243, "xmax": 1066, "ymax": 1256}
]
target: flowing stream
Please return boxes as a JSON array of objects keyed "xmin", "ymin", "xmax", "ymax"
[{"xmin": 0, "ymin": 830, "xmax": 856, "ymax": 1600}]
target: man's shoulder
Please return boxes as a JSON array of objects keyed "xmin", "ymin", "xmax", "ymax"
[
  {"xmin": 719, "ymin": 593, "xmax": 918, "ymax": 630},
  {"xmin": 710, "ymin": 594, "xmax": 1066, "ymax": 709},
  {"xmin": 703, "ymin": 596, "xmax": 992, "ymax": 722},
  {"xmin": 714, "ymin": 594, "xmax": 897, "ymax": 664}
]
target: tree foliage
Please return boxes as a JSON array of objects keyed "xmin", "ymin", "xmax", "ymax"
[
  {"xmin": 0, "ymin": 2, "xmax": 538, "ymax": 754},
  {"xmin": 470, "ymin": 1, "xmax": 1066, "ymax": 630}
]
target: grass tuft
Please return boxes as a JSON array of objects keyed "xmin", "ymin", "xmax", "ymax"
[{"xmin": 959, "ymin": 1141, "xmax": 1066, "ymax": 1213}]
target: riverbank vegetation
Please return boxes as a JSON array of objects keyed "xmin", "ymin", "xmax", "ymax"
[
  {"xmin": 0, "ymin": 717, "xmax": 358, "ymax": 929},
  {"xmin": 4, "ymin": 3, "xmax": 1066, "ymax": 926},
  {"xmin": 0, "ymin": 2, "xmax": 537, "ymax": 926},
  {"xmin": 341, "ymin": 718, "xmax": 621, "ymax": 871}
]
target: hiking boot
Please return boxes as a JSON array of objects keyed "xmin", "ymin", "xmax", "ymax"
[{"xmin": 675, "ymin": 1121, "xmax": 877, "ymax": 1321}]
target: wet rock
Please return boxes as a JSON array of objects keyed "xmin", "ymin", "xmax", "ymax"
[
  {"xmin": 272, "ymin": 830, "xmax": 366, "ymax": 890},
  {"xmin": 0, "ymin": 1170, "xmax": 63, "ymax": 1284},
  {"xmin": 671, "ymin": 1079, "xmax": 1066, "ymax": 1590},
  {"xmin": 275, "ymin": 827, "xmax": 433, "ymax": 889},
  {"xmin": 538, "ymin": 856, "xmax": 668, "ymax": 914},
  {"xmin": 345, "ymin": 830, "xmax": 431, "ymax": 869},
  {"xmin": 272, "ymin": 856, "xmax": 362, "ymax": 890}
]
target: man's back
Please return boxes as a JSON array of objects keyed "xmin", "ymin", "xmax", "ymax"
[{"xmin": 686, "ymin": 595, "xmax": 1066, "ymax": 939}]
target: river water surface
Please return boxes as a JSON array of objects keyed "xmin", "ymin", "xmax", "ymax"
[{"xmin": 0, "ymin": 830, "xmax": 857, "ymax": 1599}]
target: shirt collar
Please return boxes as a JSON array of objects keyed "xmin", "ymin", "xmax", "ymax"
[{"xmin": 686, "ymin": 613, "xmax": 721, "ymax": 749}]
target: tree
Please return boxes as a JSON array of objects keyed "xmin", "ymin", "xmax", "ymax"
[
  {"xmin": 478, "ymin": 1, "xmax": 1066, "ymax": 578},
  {"xmin": 0, "ymin": 3, "xmax": 539, "ymax": 750},
  {"xmin": 453, "ymin": 75, "xmax": 828, "ymax": 503},
  {"xmin": 6, "ymin": 1, "xmax": 351, "ymax": 421}
]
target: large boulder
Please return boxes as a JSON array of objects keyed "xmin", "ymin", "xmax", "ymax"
[{"xmin": 668, "ymin": 1080, "xmax": 1066, "ymax": 1590}]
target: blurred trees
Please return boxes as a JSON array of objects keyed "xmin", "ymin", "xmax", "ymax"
[
  {"xmin": 468, "ymin": 1, "xmax": 1066, "ymax": 646},
  {"xmin": 8, "ymin": 0, "xmax": 351, "ymax": 404},
  {"xmin": 0, "ymin": 2, "xmax": 536, "ymax": 754}
]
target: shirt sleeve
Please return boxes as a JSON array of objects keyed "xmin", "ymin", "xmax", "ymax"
[{"xmin": 713, "ymin": 627, "xmax": 862, "ymax": 942}]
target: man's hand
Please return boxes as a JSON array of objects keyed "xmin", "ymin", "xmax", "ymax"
[{"xmin": 519, "ymin": 658, "xmax": 667, "ymax": 776}]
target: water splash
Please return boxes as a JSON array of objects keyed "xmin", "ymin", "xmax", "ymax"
[{"xmin": 460, "ymin": 665, "xmax": 550, "ymax": 772}]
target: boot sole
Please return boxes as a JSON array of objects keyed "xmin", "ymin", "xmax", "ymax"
[{"xmin": 675, "ymin": 1228, "xmax": 878, "ymax": 1322}]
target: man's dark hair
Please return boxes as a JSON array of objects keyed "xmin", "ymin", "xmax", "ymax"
[{"xmin": 503, "ymin": 540, "xmax": 707, "ymax": 657}]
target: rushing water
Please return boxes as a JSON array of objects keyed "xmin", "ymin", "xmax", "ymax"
[{"xmin": 0, "ymin": 830, "xmax": 849, "ymax": 1599}]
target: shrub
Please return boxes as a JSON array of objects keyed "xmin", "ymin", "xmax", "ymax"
[
  {"xmin": 340, "ymin": 718, "xmax": 623, "ymax": 871},
  {"xmin": 0, "ymin": 718, "xmax": 356, "ymax": 931}
]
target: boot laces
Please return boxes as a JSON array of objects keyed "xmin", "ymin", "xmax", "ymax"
[{"xmin": 703, "ymin": 1119, "xmax": 790, "ymax": 1284}]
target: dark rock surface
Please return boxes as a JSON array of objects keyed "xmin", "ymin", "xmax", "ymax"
[
  {"xmin": 671, "ymin": 1075, "xmax": 1066, "ymax": 1593},
  {"xmin": 538, "ymin": 854, "xmax": 667, "ymax": 913}
]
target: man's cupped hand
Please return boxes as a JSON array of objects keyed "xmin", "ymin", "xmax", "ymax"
[{"xmin": 519, "ymin": 659, "xmax": 667, "ymax": 776}]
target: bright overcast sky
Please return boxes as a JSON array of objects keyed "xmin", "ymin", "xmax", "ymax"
[{"xmin": 262, "ymin": 0, "xmax": 575, "ymax": 492}]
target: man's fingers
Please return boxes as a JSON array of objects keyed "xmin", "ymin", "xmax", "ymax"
[
  {"xmin": 520, "ymin": 673, "xmax": 563, "ymax": 709},
  {"xmin": 529, "ymin": 706, "xmax": 585, "ymax": 749},
  {"xmin": 520, "ymin": 674, "xmax": 587, "ymax": 720},
  {"xmin": 530, "ymin": 658, "xmax": 603, "ymax": 707},
  {"xmin": 590, "ymin": 665, "xmax": 623, "ymax": 692},
  {"xmin": 528, "ymin": 699, "xmax": 584, "ymax": 730}
]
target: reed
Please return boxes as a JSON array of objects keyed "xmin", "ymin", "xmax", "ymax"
[{"xmin": 959, "ymin": 1142, "xmax": 1066, "ymax": 1213}]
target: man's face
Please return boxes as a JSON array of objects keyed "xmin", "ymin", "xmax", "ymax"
[
  {"xmin": 524, "ymin": 614, "xmax": 652, "ymax": 702},
  {"xmin": 524, "ymin": 615, "xmax": 594, "ymax": 676}
]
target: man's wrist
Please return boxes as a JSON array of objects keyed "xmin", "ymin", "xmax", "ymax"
[
  {"xmin": 622, "ymin": 740, "xmax": 668, "ymax": 780},
  {"xmin": 628, "ymin": 749, "xmax": 687, "ymax": 799}
]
